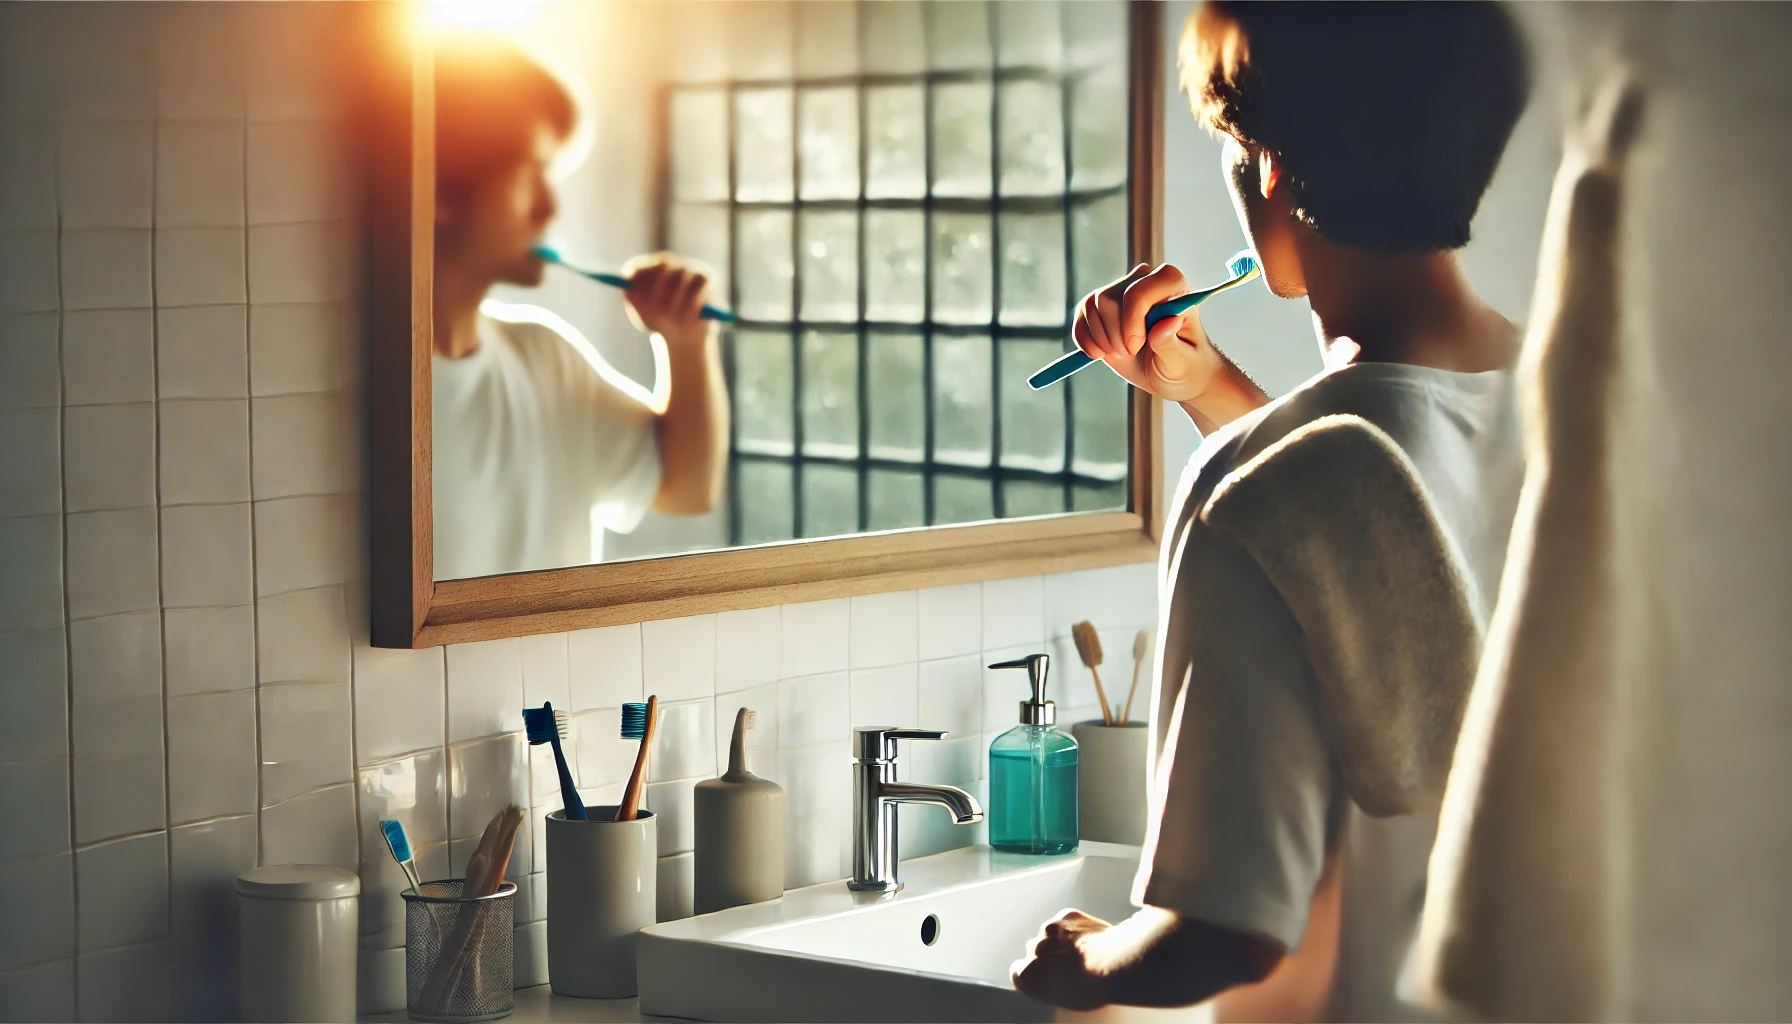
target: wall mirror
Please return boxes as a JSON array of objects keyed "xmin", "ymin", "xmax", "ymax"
[{"xmin": 368, "ymin": 0, "xmax": 1164, "ymax": 647}]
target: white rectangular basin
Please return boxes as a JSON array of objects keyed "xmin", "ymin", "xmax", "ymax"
[{"xmin": 637, "ymin": 843, "xmax": 1213, "ymax": 1023}]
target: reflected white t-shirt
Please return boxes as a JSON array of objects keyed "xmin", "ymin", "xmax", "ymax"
[
  {"xmin": 431, "ymin": 301, "xmax": 661, "ymax": 580},
  {"xmin": 1135, "ymin": 363, "xmax": 1523, "ymax": 1023}
]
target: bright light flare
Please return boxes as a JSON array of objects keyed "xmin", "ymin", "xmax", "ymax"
[{"xmin": 422, "ymin": 0, "xmax": 545, "ymax": 30}]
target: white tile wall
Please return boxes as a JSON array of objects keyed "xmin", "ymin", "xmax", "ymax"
[
  {"xmin": 155, "ymin": 227, "xmax": 247, "ymax": 308},
  {"xmin": 249, "ymin": 303, "xmax": 341, "ymax": 397},
  {"xmin": 0, "ymin": 4, "xmax": 1162, "ymax": 1020},
  {"xmin": 158, "ymin": 399, "xmax": 251, "ymax": 504},
  {"xmin": 0, "ymin": 407, "xmax": 62, "ymax": 517},
  {"xmin": 0, "ymin": 312, "xmax": 61, "ymax": 408},
  {"xmin": 60, "ymin": 229, "xmax": 153, "ymax": 310},
  {"xmin": 156, "ymin": 305, "xmax": 248, "ymax": 399},
  {"xmin": 0, "ymin": 123, "xmax": 57, "ymax": 231},
  {"xmin": 56, "ymin": 122, "xmax": 153, "ymax": 231},
  {"xmin": 0, "ymin": 629, "xmax": 68, "ymax": 761},
  {"xmin": 156, "ymin": 121, "xmax": 246, "ymax": 228},
  {"xmin": 0, "ymin": 760, "xmax": 71, "ymax": 862},
  {"xmin": 62, "ymin": 309, "xmax": 153, "ymax": 405},
  {"xmin": 713, "ymin": 606, "xmax": 779, "ymax": 691},
  {"xmin": 0, "ymin": 854, "xmax": 74, "ymax": 973},
  {"xmin": 165, "ymin": 691, "xmax": 257, "ymax": 825}
]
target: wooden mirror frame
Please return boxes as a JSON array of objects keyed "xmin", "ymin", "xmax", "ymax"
[{"xmin": 366, "ymin": 3, "xmax": 1165, "ymax": 648}]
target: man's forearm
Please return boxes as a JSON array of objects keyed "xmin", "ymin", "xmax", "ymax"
[
  {"xmin": 1178, "ymin": 354, "xmax": 1270, "ymax": 437},
  {"xmin": 653, "ymin": 328, "xmax": 728, "ymax": 514},
  {"xmin": 1089, "ymin": 909, "xmax": 1279, "ymax": 1009}
]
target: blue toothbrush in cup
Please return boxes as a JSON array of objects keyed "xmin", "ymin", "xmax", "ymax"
[
  {"xmin": 531, "ymin": 244, "xmax": 738, "ymax": 323},
  {"xmin": 523, "ymin": 702, "xmax": 587, "ymax": 821},
  {"xmin": 1028, "ymin": 250, "xmax": 1261, "ymax": 390}
]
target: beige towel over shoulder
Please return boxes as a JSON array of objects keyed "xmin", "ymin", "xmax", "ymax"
[{"xmin": 1200, "ymin": 414, "xmax": 1483, "ymax": 818}]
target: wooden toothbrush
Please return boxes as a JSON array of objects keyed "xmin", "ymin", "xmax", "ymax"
[
  {"xmin": 1120, "ymin": 629, "xmax": 1150, "ymax": 727},
  {"xmin": 1071, "ymin": 621, "xmax": 1115, "ymax": 725},
  {"xmin": 615, "ymin": 696, "xmax": 658, "ymax": 821}
]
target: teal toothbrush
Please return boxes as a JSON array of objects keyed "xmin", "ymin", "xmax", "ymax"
[
  {"xmin": 1028, "ymin": 249, "xmax": 1261, "ymax": 390},
  {"xmin": 532, "ymin": 244, "xmax": 738, "ymax": 323}
]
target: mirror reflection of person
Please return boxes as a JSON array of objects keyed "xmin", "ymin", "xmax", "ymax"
[{"xmin": 430, "ymin": 34, "xmax": 727, "ymax": 580}]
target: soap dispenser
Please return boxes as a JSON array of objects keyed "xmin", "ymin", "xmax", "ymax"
[
  {"xmin": 693, "ymin": 709, "xmax": 786, "ymax": 913},
  {"xmin": 987, "ymin": 654, "xmax": 1079, "ymax": 854}
]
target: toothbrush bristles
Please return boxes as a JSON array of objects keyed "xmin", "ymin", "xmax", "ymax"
[
  {"xmin": 740, "ymin": 709, "xmax": 757, "ymax": 731},
  {"xmin": 521, "ymin": 704, "xmax": 570, "ymax": 744},
  {"xmin": 380, "ymin": 819, "xmax": 412, "ymax": 863},
  {"xmin": 1226, "ymin": 250, "xmax": 1259, "ymax": 279},
  {"xmin": 620, "ymin": 702, "xmax": 649, "ymax": 741}
]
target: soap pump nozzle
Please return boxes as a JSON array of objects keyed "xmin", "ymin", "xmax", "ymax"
[
  {"xmin": 723, "ymin": 707, "xmax": 760, "ymax": 781},
  {"xmin": 989, "ymin": 654, "xmax": 1054, "ymax": 725}
]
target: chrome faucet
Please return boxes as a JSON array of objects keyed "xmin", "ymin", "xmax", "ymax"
[{"xmin": 849, "ymin": 727, "xmax": 984, "ymax": 893}]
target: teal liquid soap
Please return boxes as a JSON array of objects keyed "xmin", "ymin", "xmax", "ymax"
[{"xmin": 988, "ymin": 726, "xmax": 1079, "ymax": 855}]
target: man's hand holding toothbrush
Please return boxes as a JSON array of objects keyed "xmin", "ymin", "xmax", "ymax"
[{"xmin": 1074, "ymin": 262, "xmax": 1269, "ymax": 435}]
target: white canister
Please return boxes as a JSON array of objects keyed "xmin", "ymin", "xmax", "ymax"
[
  {"xmin": 237, "ymin": 865, "xmax": 359, "ymax": 1022},
  {"xmin": 1071, "ymin": 720, "xmax": 1151, "ymax": 844}
]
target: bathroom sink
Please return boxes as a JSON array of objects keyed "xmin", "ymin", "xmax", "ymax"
[{"xmin": 636, "ymin": 842, "xmax": 1212, "ymax": 1023}]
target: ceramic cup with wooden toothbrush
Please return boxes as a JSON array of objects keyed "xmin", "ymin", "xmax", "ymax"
[
  {"xmin": 1069, "ymin": 628, "xmax": 1152, "ymax": 844},
  {"xmin": 545, "ymin": 698, "xmax": 660, "ymax": 998}
]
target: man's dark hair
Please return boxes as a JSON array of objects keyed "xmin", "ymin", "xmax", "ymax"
[
  {"xmin": 1182, "ymin": 1, "xmax": 1529, "ymax": 253},
  {"xmin": 434, "ymin": 33, "xmax": 579, "ymax": 202}
]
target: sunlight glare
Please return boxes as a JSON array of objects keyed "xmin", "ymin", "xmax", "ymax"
[{"xmin": 424, "ymin": 0, "xmax": 546, "ymax": 30}]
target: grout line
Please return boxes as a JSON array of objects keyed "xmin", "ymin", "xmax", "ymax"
[
  {"xmin": 148, "ymin": 96, "xmax": 180, "ymax": 962},
  {"xmin": 442, "ymin": 639, "xmax": 453, "ymax": 868},
  {"xmin": 66, "ymin": 386, "xmax": 344, "ymax": 408},
  {"xmin": 256, "ymin": 779, "xmax": 355, "ymax": 812},
  {"xmin": 239, "ymin": 87, "xmax": 266, "ymax": 872},
  {"xmin": 164, "ymin": 809, "xmax": 257, "ymax": 830},
  {"xmin": 70, "ymin": 828, "xmax": 171, "ymax": 854},
  {"xmin": 48, "ymin": 90, "xmax": 85, "ymax": 1009}
]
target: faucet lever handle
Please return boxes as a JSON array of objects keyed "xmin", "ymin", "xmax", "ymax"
[
  {"xmin": 854, "ymin": 726, "xmax": 948, "ymax": 761},
  {"xmin": 885, "ymin": 728, "xmax": 947, "ymax": 741}
]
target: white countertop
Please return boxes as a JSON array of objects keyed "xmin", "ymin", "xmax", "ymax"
[{"xmin": 364, "ymin": 985, "xmax": 656, "ymax": 1023}]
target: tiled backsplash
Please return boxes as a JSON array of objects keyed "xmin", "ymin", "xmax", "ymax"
[{"xmin": 0, "ymin": 5, "xmax": 1160, "ymax": 1021}]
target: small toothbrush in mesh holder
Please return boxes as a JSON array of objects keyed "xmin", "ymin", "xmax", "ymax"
[{"xmin": 379, "ymin": 819, "xmax": 425, "ymax": 895}]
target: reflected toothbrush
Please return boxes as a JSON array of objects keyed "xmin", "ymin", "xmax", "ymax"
[
  {"xmin": 531, "ymin": 244, "xmax": 738, "ymax": 323},
  {"xmin": 1027, "ymin": 250, "xmax": 1261, "ymax": 390},
  {"xmin": 523, "ymin": 702, "xmax": 587, "ymax": 821}
]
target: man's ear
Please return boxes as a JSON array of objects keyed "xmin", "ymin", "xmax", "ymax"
[{"xmin": 1258, "ymin": 149, "xmax": 1282, "ymax": 201}]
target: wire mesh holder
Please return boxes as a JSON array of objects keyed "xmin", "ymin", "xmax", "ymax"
[{"xmin": 403, "ymin": 879, "xmax": 518, "ymax": 1023}]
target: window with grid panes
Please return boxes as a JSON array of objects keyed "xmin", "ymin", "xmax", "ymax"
[{"xmin": 666, "ymin": 1, "xmax": 1133, "ymax": 545}]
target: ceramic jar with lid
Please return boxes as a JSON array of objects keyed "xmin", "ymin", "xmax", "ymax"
[{"xmin": 237, "ymin": 864, "xmax": 359, "ymax": 1022}]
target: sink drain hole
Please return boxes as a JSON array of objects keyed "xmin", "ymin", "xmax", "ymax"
[{"xmin": 920, "ymin": 914, "xmax": 942, "ymax": 946}]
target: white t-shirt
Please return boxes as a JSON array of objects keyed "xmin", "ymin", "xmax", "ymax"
[
  {"xmin": 1135, "ymin": 362, "xmax": 1522, "ymax": 1022},
  {"xmin": 431, "ymin": 301, "xmax": 662, "ymax": 580}
]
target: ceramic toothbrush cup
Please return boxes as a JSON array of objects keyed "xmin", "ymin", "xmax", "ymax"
[
  {"xmin": 545, "ymin": 807, "xmax": 657, "ymax": 998},
  {"xmin": 1071, "ymin": 721, "xmax": 1150, "ymax": 844}
]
